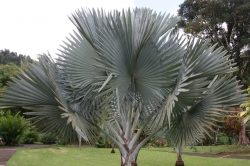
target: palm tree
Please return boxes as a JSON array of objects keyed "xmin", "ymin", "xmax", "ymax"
[{"xmin": 0, "ymin": 8, "xmax": 247, "ymax": 166}]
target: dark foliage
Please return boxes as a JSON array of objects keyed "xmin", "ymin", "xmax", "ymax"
[
  {"xmin": 178, "ymin": 0, "xmax": 250, "ymax": 87},
  {"xmin": 40, "ymin": 133, "xmax": 57, "ymax": 144},
  {"xmin": 0, "ymin": 110, "xmax": 28, "ymax": 145},
  {"xmin": 0, "ymin": 49, "xmax": 33, "ymax": 66},
  {"xmin": 23, "ymin": 130, "xmax": 39, "ymax": 144}
]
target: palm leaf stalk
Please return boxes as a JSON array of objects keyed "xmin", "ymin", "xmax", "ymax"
[{"xmin": 0, "ymin": 8, "xmax": 247, "ymax": 166}]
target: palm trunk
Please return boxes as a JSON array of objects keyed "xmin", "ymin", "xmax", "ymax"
[
  {"xmin": 175, "ymin": 155, "xmax": 184, "ymax": 166},
  {"xmin": 95, "ymin": 101, "xmax": 159, "ymax": 166},
  {"xmin": 111, "ymin": 142, "xmax": 115, "ymax": 153},
  {"xmin": 215, "ymin": 128, "xmax": 219, "ymax": 145},
  {"xmin": 238, "ymin": 118, "xmax": 250, "ymax": 145},
  {"xmin": 121, "ymin": 152, "xmax": 138, "ymax": 166},
  {"xmin": 175, "ymin": 144, "xmax": 184, "ymax": 166}
]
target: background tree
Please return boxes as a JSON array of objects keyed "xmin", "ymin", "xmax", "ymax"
[
  {"xmin": 0, "ymin": 49, "xmax": 33, "ymax": 66},
  {"xmin": 240, "ymin": 87, "xmax": 250, "ymax": 124},
  {"xmin": 0, "ymin": 49, "xmax": 35, "ymax": 93},
  {"xmin": 240, "ymin": 86, "xmax": 250, "ymax": 144},
  {"xmin": 0, "ymin": 63, "xmax": 20, "ymax": 93},
  {"xmin": 0, "ymin": 8, "xmax": 247, "ymax": 166},
  {"xmin": 0, "ymin": 51, "xmax": 35, "ymax": 117},
  {"xmin": 178, "ymin": 0, "xmax": 250, "ymax": 87},
  {"xmin": 219, "ymin": 111, "xmax": 241, "ymax": 145}
]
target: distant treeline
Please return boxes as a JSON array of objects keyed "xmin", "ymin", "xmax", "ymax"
[{"xmin": 0, "ymin": 49, "xmax": 33, "ymax": 66}]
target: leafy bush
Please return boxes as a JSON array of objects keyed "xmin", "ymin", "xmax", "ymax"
[
  {"xmin": 40, "ymin": 133, "xmax": 56, "ymax": 144},
  {"xmin": 95, "ymin": 133, "xmax": 108, "ymax": 148},
  {"xmin": 218, "ymin": 133, "xmax": 228, "ymax": 145},
  {"xmin": 23, "ymin": 130, "xmax": 39, "ymax": 144},
  {"xmin": 57, "ymin": 139, "xmax": 70, "ymax": 145},
  {"xmin": 0, "ymin": 110, "xmax": 4, "ymax": 117},
  {"xmin": 0, "ymin": 110, "xmax": 28, "ymax": 145},
  {"xmin": 218, "ymin": 133, "xmax": 238, "ymax": 145},
  {"xmin": 155, "ymin": 139, "xmax": 165, "ymax": 147}
]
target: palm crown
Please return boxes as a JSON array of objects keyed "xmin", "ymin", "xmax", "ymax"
[{"xmin": 0, "ymin": 8, "xmax": 247, "ymax": 166}]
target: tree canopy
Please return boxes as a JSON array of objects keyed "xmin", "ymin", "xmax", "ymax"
[
  {"xmin": 178, "ymin": 0, "xmax": 250, "ymax": 87},
  {"xmin": 0, "ymin": 49, "xmax": 33, "ymax": 66},
  {"xmin": 0, "ymin": 50, "xmax": 35, "ymax": 115},
  {"xmin": 240, "ymin": 87, "xmax": 250, "ymax": 124},
  {"xmin": 0, "ymin": 63, "xmax": 20, "ymax": 93},
  {"xmin": 0, "ymin": 49, "xmax": 35, "ymax": 93}
]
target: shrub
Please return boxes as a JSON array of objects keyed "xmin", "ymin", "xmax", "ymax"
[
  {"xmin": 23, "ymin": 130, "xmax": 39, "ymax": 144},
  {"xmin": 93, "ymin": 131, "xmax": 112, "ymax": 148},
  {"xmin": 218, "ymin": 132, "xmax": 238, "ymax": 145},
  {"xmin": 0, "ymin": 110, "xmax": 28, "ymax": 145},
  {"xmin": 155, "ymin": 139, "xmax": 165, "ymax": 147},
  {"xmin": 40, "ymin": 133, "xmax": 57, "ymax": 144},
  {"xmin": 0, "ymin": 110, "xmax": 4, "ymax": 117},
  {"xmin": 218, "ymin": 133, "xmax": 229, "ymax": 145},
  {"xmin": 57, "ymin": 139, "xmax": 69, "ymax": 145}
]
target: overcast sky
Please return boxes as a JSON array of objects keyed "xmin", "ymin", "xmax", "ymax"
[{"xmin": 0, "ymin": 0, "xmax": 184, "ymax": 59}]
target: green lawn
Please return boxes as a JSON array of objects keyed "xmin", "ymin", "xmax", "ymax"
[
  {"xmin": 149, "ymin": 145, "xmax": 250, "ymax": 155},
  {"xmin": 7, "ymin": 146, "xmax": 250, "ymax": 166}
]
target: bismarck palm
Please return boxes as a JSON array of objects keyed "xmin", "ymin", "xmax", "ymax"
[{"xmin": 0, "ymin": 8, "xmax": 247, "ymax": 166}]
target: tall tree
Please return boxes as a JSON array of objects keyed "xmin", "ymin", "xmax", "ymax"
[
  {"xmin": 219, "ymin": 111, "xmax": 241, "ymax": 145},
  {"xmin": 0, "ymin": 49, "xmax": 33, "ymax": 66},
  {"xmin": 0, "ymin": 8, "xmax": 247, "ymax": 166},
  {"xmin": 240, "ymin": 87, "xmax": 250, "ymax": 141},
  {"xmin": 240, "ymin": 87, "xmax": 250, "ymax": 123},
  {"xmin": 178, "ymin": 0, "xmax": 250, "ymax": 87},
  {"xmin": 0, "ymin": 50, "xmax": 35, "ymax": 120},
  {"xmin": 0, "ymin": 63, "xmax": 20, "ymax": 93}
]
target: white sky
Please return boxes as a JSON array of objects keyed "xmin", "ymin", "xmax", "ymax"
[{"xmin": 0, "ymin": 0, "xmax": 184, "ymax": 60}]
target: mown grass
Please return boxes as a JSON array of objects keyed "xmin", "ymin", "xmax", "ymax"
[
  {"xmin": 148, "ymin": 145, "xmax": 250, "ymax": 155},
  {"xmin": 7, "ymin": 146, "xmax": 250, "ymax": 166}
]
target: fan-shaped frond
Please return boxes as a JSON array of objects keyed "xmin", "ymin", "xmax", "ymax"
[
  {"xmin": 0, "ymin": 55, "xmax": 98, "ymax": 144},
  {"xmin": 165, "ymin": 75, "xmax": 247, "ymax": 147},
  {"xmin": 58, "ymin": 8, "xmax": 181, "ymax": 112}
]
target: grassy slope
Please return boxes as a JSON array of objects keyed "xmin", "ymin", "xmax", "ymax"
[{"xmin": 7, "ymin": 146, "xmax": 250, "ymax": 166}]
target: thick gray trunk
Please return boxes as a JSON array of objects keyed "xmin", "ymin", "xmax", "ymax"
[{"xmin": 121, "ymin": 153, "xmax": 138, "ymax": 166}]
